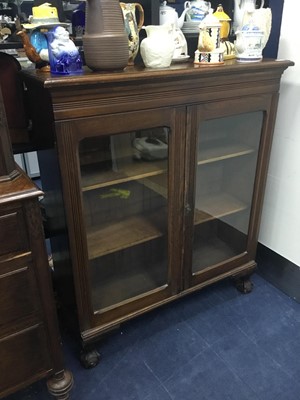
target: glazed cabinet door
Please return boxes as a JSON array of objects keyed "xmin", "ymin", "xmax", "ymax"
[
  {"xmin": 55, "ymin": 107, "xmax": 185, "ymax": 332},
  {"xmin": 183, "ymin": 94, "xmax": 276, "ymax": 288}
]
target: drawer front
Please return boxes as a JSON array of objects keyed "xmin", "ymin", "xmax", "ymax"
[
  {"xmin": 0, "ymin": 324, "xmax": 51, "ymax": 394},
  {"xmin": 0, "ymin": 208, "xmax": 29, "ymax": 255},
  {"xmin": 0, "ymin": 262, "xmax": 40, "ymax": 329}
]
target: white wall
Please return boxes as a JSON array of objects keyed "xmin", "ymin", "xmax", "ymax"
[{"xmin": 258, "ymin": 0, "xmax": 300, "ymax": 266}]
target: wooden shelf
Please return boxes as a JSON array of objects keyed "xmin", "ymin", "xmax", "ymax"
[
  {"xmin": 192, "ymin": 236, "xmax": 237, "ymax": 273},
  {"xmin": 194, "ymin": 193, "xmax": 248, "ymax": 225},
  {"xmin": 81, "ymin": 143, "xmax": 254, "ymax": 193},
  {"xmin": 90, "ymin": 258, "xmax": 167, "ymax": 312},
  {"xmin": 139, "ymin": 173, "xmax": 168, "ymax": 198},
  {"xmin": 85, "ymin": 191, "xmax": 246, "ymax": 259},
  {"xmin": 86, "ymin": 208, "xmax": 167, "ymax": 259},
  {"xmin": 81, "ymin": 158, "xmax": 167, "ymax": 192},
  {"xmin": 198, "ymin": 141, "xmax": 254, "ymax": 165}
]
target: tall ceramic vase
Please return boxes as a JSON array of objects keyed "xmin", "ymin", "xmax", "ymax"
[{"xmin": 83, "ymin": 0, "xmax": 128, "ymax": 71}]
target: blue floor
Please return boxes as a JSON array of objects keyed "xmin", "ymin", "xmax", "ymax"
[{"xmin": 7, "ymin": 273, "xmax": 300, "ymax": 400}]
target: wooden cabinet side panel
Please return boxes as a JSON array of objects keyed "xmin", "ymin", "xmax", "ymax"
[
  {"xmin": 0, "ymin": 325, "xmax": 51, "ymax": 396},
  {"xmin": 24, "ymin": 198, "xmax": 66, "ymax": 373},
  {"xmin": 0, "ymin": 262, "xmax": 39, "ymax": 330},
  {"xmin": 247, "ymin": 92, "xmax": 280, "ymax": 257},
  {"xmin": 0, "ymin": 207, "xmax": 29, "ymax": 255}
]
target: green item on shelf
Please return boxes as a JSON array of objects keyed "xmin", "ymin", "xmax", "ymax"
[{"xmin": 99, "ymin": 188, "xmax": 131, "ymax": 200}]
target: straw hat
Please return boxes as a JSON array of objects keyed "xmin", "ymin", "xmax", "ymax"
[{"xmin": 23, "ymin": 3, "xmax": 68, "ymax": 30}]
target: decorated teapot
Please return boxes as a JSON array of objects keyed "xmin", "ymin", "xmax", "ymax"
[
  {"xmin": 233, "ymin": 0, "xmax": 264, "ymax": 31},
  {"xmin": 184, "ymin": 0, "xmax": 211, "ymax": 22},
  {"xmin": 159, "ymin": 1, "xmax": 188, "ymax": 29}
]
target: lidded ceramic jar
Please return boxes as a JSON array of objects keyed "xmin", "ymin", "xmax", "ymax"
[
  {"xmin": 197, "ymin": 8, "xmax": 221, "ymax": 52},
  {"xmin": 235, "ymin": 21, "xmax": 264, "ymax": 62},
  {"xmin": 213, "ymin": 4, "xmax": 231, "ymax": 40},
  {"xmin": 194, "ymin": 8, "xmax": 224, "ymax": 65}
]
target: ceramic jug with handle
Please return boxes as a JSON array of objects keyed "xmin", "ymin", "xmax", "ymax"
[
  {"xmin": 140, "ymin": 24, "xmax": 175, "ymax": 68},
  {"xmin": 120, "ymin": 2, "xmax": 144, "ymax": 65},
  {"xmin": 233, "ymin": 0, "xmax": 264, "ymax": 32}
]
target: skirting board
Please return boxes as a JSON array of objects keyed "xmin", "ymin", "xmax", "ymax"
[{"xmin": 256, "ymin": 243, "xmax": 300, "ymax": 303}]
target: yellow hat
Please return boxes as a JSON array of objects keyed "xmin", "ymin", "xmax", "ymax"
[{"xmin": 23, "ymin": 3, "xmax": 68, "ymax": 30}]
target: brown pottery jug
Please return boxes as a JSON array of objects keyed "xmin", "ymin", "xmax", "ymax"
[{"xmin": 83, "ymin": 0, "xmax": 128, "ymax": 71}]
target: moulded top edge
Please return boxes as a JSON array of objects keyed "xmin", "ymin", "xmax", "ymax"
[{"xmin": 20, "ymin": 59, "xmax": 294, "ymax": 90}]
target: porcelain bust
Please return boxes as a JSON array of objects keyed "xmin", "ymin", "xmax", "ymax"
[{"xmin": 47, "ymin": 26, "xmax": 82, "ymax": 74}]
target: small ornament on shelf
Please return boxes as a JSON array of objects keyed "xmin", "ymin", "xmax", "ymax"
[
  {"xmin": 234, "ymin": 21, "xmax": 264, "ymax": 63},
  {"xmin": 213, "ymin": 4, "xmax": 236, "ymax": 60},
  {"xmin": 46, "ymin": 26, "xmax": 82, "ymax": 74},
  {"xmin": 213, "ymin": 4, "xmax": 231, "ymax": 41},
  {"xmin": 17, "ymin": 3, "xmax": 73, "ymax": 72},
  {"xmin": 194, "ymin": 8, "xmax": 224, "ymax": 66},
  {"xmin": 220, "ymin": 40, "xmax": 236, "ymax": 60}
]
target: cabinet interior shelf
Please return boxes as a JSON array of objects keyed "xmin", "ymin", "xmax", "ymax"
[
  {"xmin": 140, "ymin": 174, "xmax": 168, "ymax": 198},
  {"xmin": 81, "ymin": 159, "xmax": 167, "ymax": 192},
  {"xmin": 91, "ymin": 261, "xmax": 167, "ymax": 313},
  {"xmin": 85, "ymin": 191, "xmax": 246, "ymax": 260},
  {"xmin": 86, "ymin": 208, "xmax": 167, "ymax": 259},
  {"xmin": 194, "ymin": 193, "xmax": 248, "ymax": 225},
  {"xmin": 192, "ymin": 236, "xmax": 238, "ymax": 273},
  {"xmin": 198, "ymin": 141, "xmax": 254, "ymax": 165},
  {"xmin": 80, "ymin": 142, "xmax": 253, "ymax": 192}
]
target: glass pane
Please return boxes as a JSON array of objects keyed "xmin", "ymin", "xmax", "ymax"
[
  {"xmin": 79, "ymin": 128, "xmax": 169, "ymax": 312},
  {"xmin": 192, "ymin": 112, "xmax": 263, "ymax": 273}
]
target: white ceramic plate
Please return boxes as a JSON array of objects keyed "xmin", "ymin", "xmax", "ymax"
[
  {"xmin": 172, "ymin": 55, "xmax": 190, "ymax": 63},
  {"xmin": 182, "ymin": 28, "xmax": 199, "ymax": 33}
]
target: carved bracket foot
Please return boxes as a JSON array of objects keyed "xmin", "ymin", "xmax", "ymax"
[
  {"xmin": 234, "ymin": 276, "xmax": 254, "ymax": 294},
  {"xmin": 80, "ymin": 348, "xmax": 101, "ymax": 369}
]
